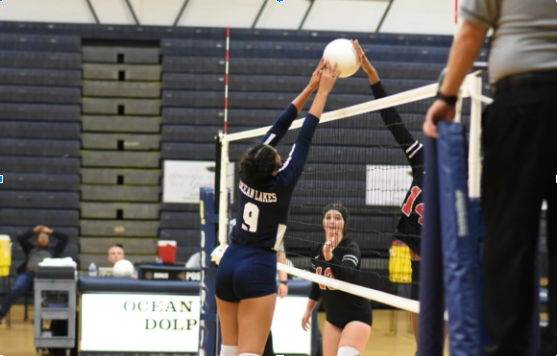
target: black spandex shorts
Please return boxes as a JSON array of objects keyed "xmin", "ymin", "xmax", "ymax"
[{"xmin": 327, "ymin": 312, "xmax": 372, "ymax": 330}]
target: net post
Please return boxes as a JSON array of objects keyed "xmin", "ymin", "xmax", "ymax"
[
  {"xmin": 218, "ymin": 133, "xmax": 230, "ymax": 245},
  {"xmin": 199, "ymin": 187, "xmax": 219, "ymax": 356},
  {"xmin": 468, "ymin": 73, "xmax": 483, "ymax": 199},
  {"xmin": 214, "ymin": 133, "xmax": 223, "ymax": 227}
]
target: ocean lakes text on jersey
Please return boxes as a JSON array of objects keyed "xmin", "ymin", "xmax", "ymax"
[{"xmin": 239, "ymin": 180, "xmax": 277, "ymax": 203}]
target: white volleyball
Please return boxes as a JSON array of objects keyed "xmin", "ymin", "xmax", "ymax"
[
  {"xmin": 323, "ymin": 39, "xmax": 361, "ymax": 78},
  {"xmin": 113, "ymin": 259, "xmax": 134, "ymax": 277}
]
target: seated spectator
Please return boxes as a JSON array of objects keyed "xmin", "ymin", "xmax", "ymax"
[
  {"xmin": 107, "ymin": 244, "xmax": 125, "ymax": 267},
  {"xmin": 0, "ymin": 225, "xmax": 68, "ymax": 322}
]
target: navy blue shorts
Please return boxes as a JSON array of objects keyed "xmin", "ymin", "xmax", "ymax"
[{"xmin": 215, "ymin": 243, "xmax": 277, "ymax": 302}]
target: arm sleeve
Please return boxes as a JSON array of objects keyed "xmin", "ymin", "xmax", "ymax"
[
  {"xmin": 309, "ymin": 282, "xmax": 321, "ymax": 301},
  {"xmin": 51, "ymin": 231, "xmax": 69, "ymax": 257},
  {"xmin": 260, "ymin": 103, "xmax": 299, "ymax": 147},
  {"xmin": 277, "ymin": 114, "xmax": 320, "ymax": 187},
  {"xmin": 326, "ymin": 241, "xmax": 361, "ymax": 284},
  {"xmin": 371, "ymin": 82, "xmax": 423, "ymax": 169},
  {"xmin": 17, "ymin": 230, "xmax": 36, "ymax": 255},
  {"xmin": 459, "ymin": 0, "xmax": 500, "ymax": 29}
]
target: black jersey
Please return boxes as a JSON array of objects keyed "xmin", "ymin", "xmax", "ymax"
[
  {"xmin": 371, "ymin": 82, "xmax": 424, "ymax": 254},
  {"xmin": 309, "ymin": 237, "xmax": 371, "ymax": 322},
  {"xmin": 231, "ymin": 103, "xmax": 319, "ymax": 250}
]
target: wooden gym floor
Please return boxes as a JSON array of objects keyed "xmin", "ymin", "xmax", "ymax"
[{"xmin": 1, "ymin": 305, "xmax": 423, "ymax": 356}]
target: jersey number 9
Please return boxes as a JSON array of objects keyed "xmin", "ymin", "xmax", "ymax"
[{"xmin": 241, "ymin": 202, "xmax": 260, "ymax": 233}]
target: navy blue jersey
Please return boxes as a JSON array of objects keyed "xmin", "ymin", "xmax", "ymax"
[
  {"xmin": 308, "ymin": 237, "xmax": 371, "ymax": 321},
  {"xmin": 231, "ymin": 103, "xmax": 320, "ymax": 250},
  {"xmin": 372, "ymin": 82, "xmax": 424, "ymax": 254}
]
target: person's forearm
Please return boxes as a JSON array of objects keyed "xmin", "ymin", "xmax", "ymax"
[
  {"xmin": 292, "ymin": 85, "xmax": 316, "ymax": 113},
  {"xmin": 308, "ymin": 91, "xmax": 328, "ymax": 118},
  {"xmin": 277, "ymin": 251, "xmax": 288, "ymax": 281},
  {"xmin": 305, "ymin": 298, "xmax": 318, "ymax": 312},
  {"xmin": 367, "ymin": 67, "xmax": 380, "ymax": 85},
  {"xmin": 440, "ymin": 20, "xmax": 488, "ymax": 96},
  {"xmin": 277, "ymin": 250, "xmax": 286, "ymax": 264}
]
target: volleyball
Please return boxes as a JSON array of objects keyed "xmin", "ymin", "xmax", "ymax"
[
  {"xmin": 113, "ymin": 259, "xmax": 134, "ymax": 277},
  {"xmin": 322, "ymin": 39, "xmax": 361, "ymax": 78}
]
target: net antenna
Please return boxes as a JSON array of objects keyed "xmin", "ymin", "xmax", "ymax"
[
  {"xmin": 211, "ymin": 26, "xmax": 232, "ymax": 264},
  {"xmin": 213, "ymin": 72, "xmax": 488, "ymax": 313}
]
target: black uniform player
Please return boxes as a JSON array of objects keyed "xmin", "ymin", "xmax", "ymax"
[
  {"xmin": 352, "ymin": 40, "xmax": 425, "ymax": 352},
  {"xmin": 369, "ymin": 77, "xmax": 424, "ymax": 249},
  {"xmin": 302, "ymin": 204, "xmax": 371, "ymax": 356},
  {"xmin": 215, "ymin": 59, "xmax": 340, "ymax": 356},
  {"xmin": 372, "ymin": 80, "xmax": 424, "ymax": 260}
]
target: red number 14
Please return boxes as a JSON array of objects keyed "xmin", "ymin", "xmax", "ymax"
[{"xmin": 401, "ymin": 186, "xmax": 424, "ymax": 225}]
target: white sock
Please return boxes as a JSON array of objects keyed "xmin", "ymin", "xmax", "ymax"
[
  {"xmin": 337, "ymin": 345, "xmax": 361, "ymax": 356},
  {"xmin": 238, "ymin": 353, "xmax": 260, "ymax": 356},
  {"xmin": 220, "ymin": 345, "xmax": 238, "ymax": 356}
]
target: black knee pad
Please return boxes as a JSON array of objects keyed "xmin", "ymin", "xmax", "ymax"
[{"xmin": 410, "ymin": 260, "xmax": 421, "ymax": 301}]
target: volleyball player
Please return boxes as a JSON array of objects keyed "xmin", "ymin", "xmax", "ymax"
[
  {"xmin": 215, "ymin": 59, "xmax": 340, "ymax": 356},
  {"xmin": 301, "ymin": 203, "xmax": 372, "ymax": 356},
  {"xmin": 352, "ymin": 40, "xmax": 425, "ymax": 349}
]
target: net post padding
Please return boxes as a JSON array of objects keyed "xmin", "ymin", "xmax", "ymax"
[
  {"xmin": 437, "ymin": 122, "xmax": 481, "ymax": 355},
  {"xmin": 418, "ymin": 137, "xmax": 445, "ymax": 356},
  {"xmin": 277, "ymin": 262, "xmax": 419, "ymax": 314},
  {"xmin": 417, "ymin": 73, "xmax": 487, "ymax": 355}
]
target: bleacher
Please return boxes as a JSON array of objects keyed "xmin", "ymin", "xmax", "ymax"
[
  {"xmin": 0, "ymin": 21, "xmax": 491, "ymax": 294},
  {"xmin": 0, "ymin": 31, "xmax": 81, "ymax": 279}
]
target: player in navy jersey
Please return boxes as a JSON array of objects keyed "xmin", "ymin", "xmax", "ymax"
[
  {"xmin": 352, "ymin": 40, "xmax": 425, "ymax": 350},
  {"xmin": 301, "ymin": 203, "xmax": 371, "ymax": 356},
  {"xmin": 215, "ymin": 59, "xmax": 340, "ymax": 356}
]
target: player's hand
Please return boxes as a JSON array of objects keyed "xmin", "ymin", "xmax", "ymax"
[
  {"xmin": 423, "ymin": 99, "xmax": 456, "ymax": 138},
  {"xmin": 42, "ymin": 226, "xmax": 53, "ymax": 234},
  {"xmin": 308, "ymin": 57, "xmax": 326, "ymax": 91},
  {"xmin": 351, "ymin": 39, "xmax": 380, "ymax": 84},
  {"xmin": 322, "ymin": 238, "xmax": 336, "ymax": 261},
  {"xmin": 351, "ymin": 40, "xmax": 372, "ymax": 75},
  {"xmin": 317, "ymin": 60, "xmax": 340, "ymax": 95},
  {"xmin": 278, "ymin": 283, "xmax": 288, "ymax": 298},
  {"xmin": 301, "ymin": 310, "xmax": 312, "ymax": 331}
]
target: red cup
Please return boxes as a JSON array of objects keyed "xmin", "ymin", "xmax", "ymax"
[{"xmin": 157, "ymin": 240, "xmax": 177, "ymax": 264}]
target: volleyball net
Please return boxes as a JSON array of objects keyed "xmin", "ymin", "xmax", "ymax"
[{"xmin": 213, "ymin": 72, "xmax": 488, "ymax": 351}]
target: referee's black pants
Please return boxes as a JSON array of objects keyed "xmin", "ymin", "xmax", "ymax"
[{"xmin": 481, "ymin": 79, "xmax": 557, "ymax": 356}]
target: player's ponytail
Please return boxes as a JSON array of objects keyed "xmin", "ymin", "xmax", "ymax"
[{"xmin": 240, "ymin": 143, "xmax": 279, "ymax": 186}]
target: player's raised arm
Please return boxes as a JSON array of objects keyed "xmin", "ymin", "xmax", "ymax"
[
  {"xmin": 261, "ymin": 58, "xmax": 326, "ymax": 147},
  {"xmin": 321, "ymin": 240, "xmax": 361, "ymax": 283},
  {"xmin": 352, "ymin": 39, "xmax": 423, "ymax": 168},
  {"xmin": 277, "ymin": 60, "xmax": 340, "ymax": 187}
]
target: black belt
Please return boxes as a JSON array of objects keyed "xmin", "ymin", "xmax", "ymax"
[{"xmin": 495, "ymin": 69, "xmax": 557, "ymax": 92}]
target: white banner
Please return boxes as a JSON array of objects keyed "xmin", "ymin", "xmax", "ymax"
[
  {"xmin": 80, "ymin": 294, "xmax": 200, "ymax": 352},
  {"xmin": 366, "ymin": 164, "xmax": 413, "ymax": 206},
  {"xmin": 80, "ymin": 293, "xmax": 312, "ymax": 354},
  {"xmin": 163, "ymin": 160, "xmax": 235, "ymax": 203}
]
